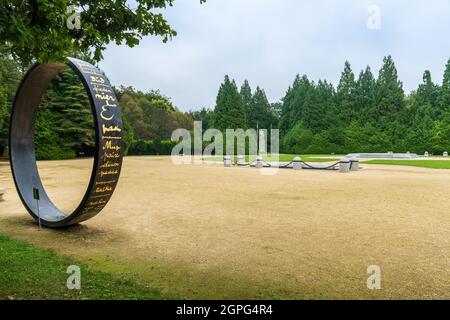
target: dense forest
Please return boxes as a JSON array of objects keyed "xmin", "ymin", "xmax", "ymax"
[
  {"xmin": 206, "ymin": 56, "xmax": 450, "ymax": 155},
  {"xmin": 0, "ymin": 53, "xmax": 449, "ymax": 159}
]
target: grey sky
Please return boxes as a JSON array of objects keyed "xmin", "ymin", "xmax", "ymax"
[{"xmin": 98, "ymin": 0, "xmax": 450, "ymax": 112}]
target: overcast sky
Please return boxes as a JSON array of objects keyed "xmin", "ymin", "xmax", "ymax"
[{"xmin": 98, "ymin": 0, "xmax": 450, "ymax": 112}]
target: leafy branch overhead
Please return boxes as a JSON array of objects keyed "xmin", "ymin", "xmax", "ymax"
[{"xmin": 0, "ymin": 0, "xmax": 206, "ymax": 66}]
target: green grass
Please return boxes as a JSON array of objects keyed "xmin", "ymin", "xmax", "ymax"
[
  {"xmin": 363, "ymin": 159, "xmax": 450, "ymax": 169},
  {"xmin": 0, "ymin": 234, "xmax": 172, "ymax": 300}
]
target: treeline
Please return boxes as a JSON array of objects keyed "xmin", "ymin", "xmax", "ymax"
[
  {"xmin": 0, "ymin": 53, "xmax": 195, "ymax": 159},
  {"xmin": 207, "ymin": 56, "xmax": 450, "ymax": 155},
  {"xmin": 0, "ymin": 53, "xmax": 449, "ymax": 159},
  {"xmin": 0, "ymin": 52, "xmax": 22, "ymax": 157}
]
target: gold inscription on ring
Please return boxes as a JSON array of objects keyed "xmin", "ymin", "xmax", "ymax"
[
  {"xmin": 90, "ymin": 75, "xmax": 105, "ymax": 84},
  {"xmin": 95, "ymin": 180, "xmax": 116, "ymax": 186},
  {"xmin": 99, "ymin": 170, "xmax": 119, "ymax": 178},
  {"xmin": 102, "ymin": 136, "xmax": 122, "ymax": 140},
  {"xmin": 95, "ymin": 186, "xmax": 113, "ymax": 193},
  {"xmin": 93, "ymin": 86, "xmax": 112, "ymax": 94},
  {"xmin": 87, "ymin": 69, "xmax": 123, "ymax": 196},
  {"xmin": 102, "ymin": 124, "xmax": 122, "ymax": 134},
  {"xmin": 88, "ymin": 199, "xmax": 107, "ymax": 207},
  {"xmin": 95, "ymin": 93, "xmax": 116, "ymax": 101},
  {"xmin": 102, "ymin": 152, "xmax": 120, "ymax": 161},
  {"xmin": 103, "ymin": 141, "xmax": 121, "ymax": 151},
  {"xmin": 100, "ymin": 161, "xmax": 120, "ymax": 169}
]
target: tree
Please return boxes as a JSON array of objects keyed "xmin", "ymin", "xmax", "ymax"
[
  {"xmin": 271, "ymin": 102, "xmax": 282, "ymax": 117},
  {"xmin": 337, "ymin": 61, "xmax": 357, "ymax": 125},
  {"xmin": 35, "ymin": 68, "xmax": 95, "ymax": 158},
  {"xmin": 1, "ymin": 0, "xmax": 206, "ymax": 65},
  {"xmin": 414, "ymin": 70, "xmax": 440, "ymax": 118},
  {"xmin": 190, "ymin": 107, "xmax": 214, "ymax": 130},
  {"xmin": 374, "ymin": 56, "xmax": 405, "ymax": 121},
  {"xmin": 0, "ymin": 51, "xmax": 22, "ymax": 152},
  {"xmin": 438, "ymin": 58, "xmax": 450, "ymax": 117},
  {"xmin": 212, "ymin": 75, "xmax": 247, "ymax": 131},
  {"xmin": 373, "ymin": 56, "xmax": 406, "ymax": 150},
  {"xmin": 0, "ymin": 72, "xmax": 7, "ymax": 139},
  {"xmin": 302, "ymin": 80, "xmax": 336, "ymax": 134},
  {"xmin": 355, "ymin": 66, "xmax": 376, "ymax": 124},
  {"xmin": 117, "ymin": 86, "xmax": 193, "ymax": 141},
  {"xmin": 248, "ymin": 86, "xmax": 272, "ymax": 129},
  {"xmin": 281, "ymin": 123, "xmax": 313, "ymax": 154},
  {"xmin": 279, "ymin": 75, "xmax": 312, "ymax": 134},
  {"xmin": 240, "ymin": 80, "xmax": 252, "ymax": 124},
  {"xmin": 119, "ymin": 92, "xmax": 149, "ymax": 139}
]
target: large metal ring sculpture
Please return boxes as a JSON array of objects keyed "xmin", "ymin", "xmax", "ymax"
[{"xmin": 9, "ymin": 58, "xmax": 124, "ymax": 228}]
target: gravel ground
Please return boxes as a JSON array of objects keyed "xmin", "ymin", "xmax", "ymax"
[{"xmin": 1, "ymin": 156, "xmax": 450, "ymax": 299}]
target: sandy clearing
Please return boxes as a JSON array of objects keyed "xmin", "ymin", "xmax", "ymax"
[{"xmin": 1, "ymin": 157, "xmax": 450, "ymax": 299}]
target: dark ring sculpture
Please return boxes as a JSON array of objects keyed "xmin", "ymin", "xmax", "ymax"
[{"xmin": 9, "ymin": 58, "xmax": 124, "ymax": 228}]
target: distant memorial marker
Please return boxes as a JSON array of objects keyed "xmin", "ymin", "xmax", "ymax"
[
  {"xmin": 259, "ymin": 129, "xmax": 267, "ymax": 155},
  {"xmin": 9, "ymin": 58, "xmax": 124, "ymax": 228}
]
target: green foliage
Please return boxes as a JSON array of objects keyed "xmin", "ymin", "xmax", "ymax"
[
  {"xmin": 122, "ymin": 116, "xmax": 135, "ymax": 155},
  {"xmin": 118, "ymin": 87, "xmax": 193, "ymax": 141},
  {"xmin": 212, "ymin": 75, "xmax": 247, "ymax": 131},
  {"xmin": 364, "ymin": 160, "xmax": 450, "ymax": 170},
  {"xmin": 282, "ymin": 123, "xmax": 313, "ymax": 154},
  {"xmin": 128, "ymin": 139, "xmax": 177, "ymax": 156},
  {"xmin": 0, "ymin": 234, "xmax": 170, "ymax": 300},
  {"xmin": 1, "ymin": 0, "xmax": 205, "ymax": 66},
  {"xmin": 1, "ymin": 49, "xmax": 449, "ymax": 160},
  {"xmin": 34, "ymin": 68, "xmax": 95, "ymax": 160},
  {"xmin": 0, "ymin": 71, "xmax": 7, "ymax": 138},
  {"xmin": 35, "ymin": 108, "xmax": 76, "ymax": 160},
  {"xmin": 0, "ymin": 51, "xmax": 22, "ymax": 154},
  {"xmin": 279, "ymin": 56, "xmax": 450, "ymax": 155},
  {"xmin": 189, "ymin": 107, "xmax": 214, "ymax": 129},
  {"xmin": 249, "ymin": 86, "xmax": 277, "ymax": 129},
  {"xmin": 240, "ymin": 80, "xmax": 253, "ymax": 124}
]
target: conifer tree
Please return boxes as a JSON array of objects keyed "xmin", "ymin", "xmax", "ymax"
[
  {"xmin": 374, "ymin": 56, "xmax": 405, "ymax": 120},
  {"xmin": 337, "ymin": 61, "xmax": 357, "ymax": 125},
  {"xmin": 248, "ymin": 86, "xmax": 272, "ymax": 129},
  {"xmin": 438, "ymin": 58, "xmax": 450, "ymax": 117},
  {"xmin": 240, "ymin": 80, "xmax": 252, "ymax": 125},
  {"xmin": 212, "ymin": 75, "xmax": 247, "ymax": 131},
  {"xmin": 414, "ymin": 70, "xmax": 440, "ymax": 118},
  {"xmin": 355, "ymin": 66, "xmax": 376, "ymax": 124}
]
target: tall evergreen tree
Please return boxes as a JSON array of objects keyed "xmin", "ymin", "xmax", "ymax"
[
  {"xmin": 302, "ymin": 80, "xmax": 336, "ymax": 133},
  {"xmin": 374, "ymin": 56, "xmax": 406, "ymax": 150},
  {"xmin": 374, "ymin": 56, "xmax": 405, "ymax": 120},
  {"xmin": 248, "ymin": 86, "xmax": 272, "ymax": 129},
  {"xmin": 0, "ymin": 72, "xmax": 7, "ymax": 139},
  {"xmin": 38, "ymin": 69, "xmax": 95, "ymax": 154},
  {"xmin": 355, "ymin": 66, "xmax": 376, "ymax": 124},
  {"xmin": 240, "ymin": 80, "xmax": 252, "ymax": 124},
  {"xmin": 280, "ymin": 75, "xmax": 312, "ymax": 134},
  {"xmin": 212, "ymin": 75, "xmax": 247, "ymax": 131},
  {"xmin": 414, "ymin": 70, "xmax": 440, "ymax": 118},
  {"xmin": 337, "ymin": 61, "xmax": 357, "ymax": 125},
  {"xmin": 438, "ymin": 58, "xmax": 450, "ymax": 117}
]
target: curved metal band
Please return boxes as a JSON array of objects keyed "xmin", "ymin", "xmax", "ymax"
[{"xmin": 9, "ymin": 58, "xmax": 124, "ymax": 228}]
